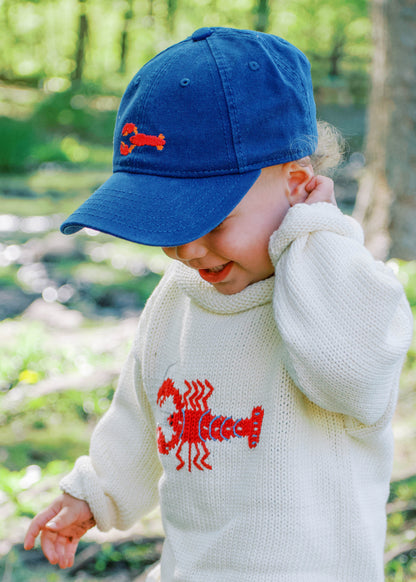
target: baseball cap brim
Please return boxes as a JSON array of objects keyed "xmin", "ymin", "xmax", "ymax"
[{"xmin": 60, "ymin": 169, "xmax": 261, "ymax": 247}]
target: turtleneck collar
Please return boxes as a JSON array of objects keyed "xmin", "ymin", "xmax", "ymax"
[{"xmin": 171, "ymin": 262, "xmax": 274, "ymax": 315}]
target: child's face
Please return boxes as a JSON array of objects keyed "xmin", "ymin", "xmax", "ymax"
[{"xmin": 162, "ymin": 165, "xmax": 291, "ymax": 295}]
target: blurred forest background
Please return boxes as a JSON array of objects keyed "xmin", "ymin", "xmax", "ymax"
[{"xmin": 0, "ymin": 0, "xmax": 415, "ymax": 580}]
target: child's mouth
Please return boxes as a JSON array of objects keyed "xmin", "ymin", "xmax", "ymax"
[{"xmin": 198, "ymin": 262, "xmax": 233, "ymax": 283}]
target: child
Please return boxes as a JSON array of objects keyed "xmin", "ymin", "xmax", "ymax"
[{"xmin": 24, "ymin": 27, "xmax": 413, "ymax": 581}]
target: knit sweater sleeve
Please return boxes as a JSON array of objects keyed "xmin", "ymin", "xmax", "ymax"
[
  {"xmin": 59, "ymin": 316, "xmax": 163, "ymax": 532},
  {"xmin": 269, "ymin": 202, "xmax": 413, "ymax": 427}
]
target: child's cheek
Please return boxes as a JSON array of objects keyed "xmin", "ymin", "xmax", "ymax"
[{"xmin": 161, "ymin": 247, "xmax": 176, "ymax": 260}]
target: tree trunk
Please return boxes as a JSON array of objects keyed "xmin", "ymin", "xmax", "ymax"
[
  {"xmin": 353, "ymin": 0, "xmax": 392, "ymax": 260},
  {"xmin": 386, "ymin": 0, "xmax": 416, "ymax": 260},
  {"xmin": 167, "ymin": 0, "xmax": 178, "ymax": 34},
  {"xmin": 354, "ymin": 0, "xmax": 416, "ymax": 260},
  {"xmin": 119, "ymin": 0, "xmax": 134, "ymax": 74},
  {"xmin": 254, "ymin": 0, "xmax": 270, "ymax": 32},
  {"xmin": 72, "ymin": 0, "xmax": 89, "ymax": 84},
  {"xmin": 328, "ymin": 29, "xmax": 345, "ymax": 77}
]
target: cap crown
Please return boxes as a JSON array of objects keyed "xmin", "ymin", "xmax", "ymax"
[{"xmin": 113, "ymin": 27, "xmax": 317, "ymax": 178}]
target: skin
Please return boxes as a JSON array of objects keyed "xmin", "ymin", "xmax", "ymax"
[
  {"xmin": 24, "ymin": 493, "xmax": 95, "ymax": 569},
  {"xmin": 162, "ymin": 163, "xmax": 336, "ymax": 295},
  {"xmin": 24, "ymin": 163, "xmax": 336, "ymax": 569}
]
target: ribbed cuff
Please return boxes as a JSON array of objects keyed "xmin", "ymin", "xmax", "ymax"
[{"xmin": 60, "ymin": 456, "xmax": 115, "ymax": 532}]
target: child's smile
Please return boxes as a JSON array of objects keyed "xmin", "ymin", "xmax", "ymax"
[
  {"xmin": 162, "ymin": 165, "xmax": 292, "ymax": 295},
  {"xmin": 198, "ymin": 261, "xmax": 233, "ymax": 283}
]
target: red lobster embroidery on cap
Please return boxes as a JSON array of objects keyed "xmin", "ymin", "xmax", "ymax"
[
  {"xmin": 157, "ymin": 378, "xmax": 264, "ymax": 472},
  {"xmin": 120, "ymin": 123, "xmax": 166, "ymax": 156}
]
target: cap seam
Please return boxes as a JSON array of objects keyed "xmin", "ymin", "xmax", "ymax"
[
  {"xmin": 132, "ymin": 46, "xmax": 179, "ymax": 146},
  {"xmin": 206, "ymin": 36, "xmax": 245, "ymax": 171},
  {"xmin": 258, "ymin": 34, "xmax": 300, "ymax": 79},
  {"xmin": 112, "ymin": 145, "xmax": 313, "ymax": 177},
  {"xmin": 204, "ymin": 41, "xmax": 236, "ymax": 168}
]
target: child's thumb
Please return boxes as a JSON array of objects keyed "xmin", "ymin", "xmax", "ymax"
[{"xmin": 45, "ymin": 506, "xmax": 74, "ymax": 531}]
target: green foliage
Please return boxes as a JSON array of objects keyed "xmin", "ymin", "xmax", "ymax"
[
  {"xmin": 0, "ymin": 549, "xmax": 65, "ymax": 582},
  {"xmin": 0, "ymin": 322, "xmax": 109, "ymax": 394},
  {"xmin": 34, "ymin": 89, "xmax": 116, "ymax": 143},
  {"xmin": 386, "ymin": 550, "xmax": 416, "ymax": 581},
  {"xmin": 397, "ymin": 261, "xmax": 416, "ymax": 309},
  {"xmin": 0, "ymin": 323, "xmax": 51, "ymax": 389},
  {"xmin": 0, "ymin": 538, "xmax": 161, "ymax": 581},
  {"xmin": 0, "ymin": 0, "xmax": 370, "ymax": 94},
  {"xmin": 270, "ymin": 0, "xmax": 371, "ymax": 92},
  {"xmin": 0, "ymin": 87, "xmax": 115, "ymax": 173},
  {"xmin": 0, "ymin": 170, "xmax": 113, "ymax": 216},
  {"xmin": 393, "ymin": 261, "xmax": 416, "ymax": 384},
  {"xmin": 384, "ymin": 265, "xmax": 416, "ymax": 580},
  {"xmin": 81, "ymin": 540, "xmax": 161, "ymax": 576},
  {"xmin": 0, "ymin": 117, "xmax": 41, "ymax": 173}
]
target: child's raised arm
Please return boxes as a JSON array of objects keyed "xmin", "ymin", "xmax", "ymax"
[
  {"xmin": 269, "ymin": 199, "xmax": 413, "ymax": 427},
  {"xmin": 24, "ymin": 493, "xmax": 95, "ymax": 569}
]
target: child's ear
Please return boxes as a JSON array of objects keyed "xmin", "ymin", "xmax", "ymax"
[{"xmin": 282, "ymin": 161, "xmax": 314, "ymax": 206}]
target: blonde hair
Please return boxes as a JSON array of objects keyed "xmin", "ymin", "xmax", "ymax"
[{"xmin": 297, "ymin": 120, "xmax": 346, "ymax": 176}]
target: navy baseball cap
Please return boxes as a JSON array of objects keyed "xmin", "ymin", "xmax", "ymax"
[{"xmin": 61, "ymin": 27, "xmax": 318, "ymax": 247}]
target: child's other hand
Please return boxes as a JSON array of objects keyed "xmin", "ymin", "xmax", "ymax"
[
  {"xmin": 24, "ymin": 493, "xmax": 96, "ymax": 569},
  {"xmin": 304, "ymin": 175, "xmax": 336, "ymax": 206}
]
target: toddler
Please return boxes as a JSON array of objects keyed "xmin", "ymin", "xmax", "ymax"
[{"xmin": 24, "ymin": 27, "xmax": 413, "ymax": 581}]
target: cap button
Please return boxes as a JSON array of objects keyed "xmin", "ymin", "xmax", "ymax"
[{"xmin": 192, "ymin": 27, "xmax": 214, "ymax": 42}]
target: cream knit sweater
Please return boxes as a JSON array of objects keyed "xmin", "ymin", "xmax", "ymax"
[{"xmin": 60, "ymin": 203, "xmax": 413, "ymax": 582}]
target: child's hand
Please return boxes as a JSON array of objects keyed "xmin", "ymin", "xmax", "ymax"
[
  {"xmin": 24, "ymin": 493, "xmax": 96, "ymax": 569},
  {"xmin": 303, "ymin": 175, "xmax": 336, "ymax": 206}
]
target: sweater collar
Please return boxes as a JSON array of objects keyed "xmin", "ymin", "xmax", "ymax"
[{"xmin": 173, "ymin": 262, "xmax": 274, "ymax": 314}]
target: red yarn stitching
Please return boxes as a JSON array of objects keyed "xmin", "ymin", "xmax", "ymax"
[
  {"xmin": 157, "ymin": 378, "xmax": 264, "ymax": 472},
  {"xmin": 120, "ymin": 123, "xmax": 165, "ymax": 155}
]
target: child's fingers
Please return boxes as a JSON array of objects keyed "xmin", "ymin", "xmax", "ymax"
[
  {"xmin": 40, "ymin": 530, "xmax": 59, "ymax": 564},
  {"xmin": 57, "ymin": 538, "xmax": 79, "ymax": 569},
  {"xmin": 305, "ymin": 175, "xmax": 328, "ymax": 194},
  {"xmin": 305, "ymin": 176, "xmax": 318, "ymax": 194},
  {"xmin": 54, "ymin": 535, "xmax": 71, "ymax": 569},
  {"xmin": 62, "ymin": 537, "xmax": 80, "ymax": 568},
  {"xmin": 40, "ymin": 529, "xmax": 78, "ymax": 568},
  {"xmin": 24, "ymin": 505, "xmax": 60, "ymax": 549},
  {"xmin": 24, "ymin": 523, "xmax": 40, "ymax": 550},
  {"xmin": 25, "ymin": 495, "xmax": 93, "ymax": 567},
  {"xmin": 44, "ymin": 504, "xmax": 78, "ymax": 531},
  {"xmin": 304, "ymin": 175, "xmax": 336, "ymax": 205}
]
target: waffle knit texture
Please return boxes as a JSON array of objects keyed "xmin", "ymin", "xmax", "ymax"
[{"xmin": 60, "ymin": 203, "xmax": 413, "ymax": 581}]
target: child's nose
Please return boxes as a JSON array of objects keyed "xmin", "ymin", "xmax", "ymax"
[{"xmin": 175, "ymin": 238, "xmax": 207, "ymax": 261}]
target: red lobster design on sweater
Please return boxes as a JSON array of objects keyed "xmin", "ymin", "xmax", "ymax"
[{"xmin": 157, "ymin": 378, "xmax": 264, "ymax": 472}]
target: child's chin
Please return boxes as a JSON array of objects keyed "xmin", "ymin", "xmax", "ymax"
[
  {"xmin": 212, "ymin": 279, "xmax": 248, "ymax": 295},
  {"xmin": 214, "ymin": 272, "xmax": 274, "ymax": 295}
]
